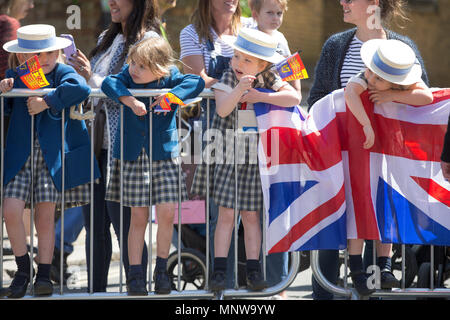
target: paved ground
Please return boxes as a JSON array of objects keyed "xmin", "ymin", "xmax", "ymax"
[{"xmin": 1, "ymin": 224, "xmax": 449, "ymax": 300}]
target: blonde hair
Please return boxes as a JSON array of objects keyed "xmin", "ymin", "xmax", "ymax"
[
  {"xmin": 248, "ymin": 0, "xmax": 288, "ymax": 13},
  {"xmin": 191, "ymin": 0, "xmax": 242, "ymax": 44},
  {"xmin": 126, "ymin": 37, "xmax": 175, "ymax": 79}
]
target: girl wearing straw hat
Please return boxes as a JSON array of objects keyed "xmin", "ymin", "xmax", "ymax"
[
  {"xmin": 191, "ymin": 28, "xmax": 300, "ymax": 292},
  {"xmin": 343, "ymin": 38, "xmax": 433, "ymax": 296},
  {"xmin": 0, "ymin": 24, "xmax": 100, "ymax": 298},
  {"xmin": 345, "ymin": 39, "xmax": 433, "ymax": 150}
]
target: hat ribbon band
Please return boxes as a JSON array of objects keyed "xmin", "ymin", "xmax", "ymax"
[
  {"xmin": 373, "ymin": 51, "xmax": 417, "ymax": 76},
  {"xmin": 18, "ymin": 37, "xmax": 56, "ymax": 50},
  {"xmin": 235, "ymin": 36, "xmax": 275, "ymax": 58}
]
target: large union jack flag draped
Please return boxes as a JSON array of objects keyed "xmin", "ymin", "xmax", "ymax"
[{"xmin": 255, "ymin": 88, "xmax": 450, "ymax": 254}]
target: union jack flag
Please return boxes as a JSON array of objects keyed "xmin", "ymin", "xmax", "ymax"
[{"xmin": 255, "ymin": 88, "xmax": 450, "ymax": 254}]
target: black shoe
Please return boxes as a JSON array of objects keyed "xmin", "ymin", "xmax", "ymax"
[
  {"xmin": 126, "ymin": 275, "xmax": 148, "ymax": 296},
  {"xmin": 380, "ymin": 270, "xmax": 400, "ymax": 289},
  {"xmin": 350, "ymin": 271, "xmax": 376, "ymax": 297},
  {"xmin": 153, "ymin": 270, "xmax": 171, "ymax": 294},
  {"xmin": 246, "ymin": 270, "xmax": 268, "ymax": 291},
  {"xmin": 209, "ymin": 270, "xmax": 226, "ymax": 292},
  {"xmin": 0, "ymin": 271, "xmax": 30, "ymax": 298},
  {"xmin": 33, "ymin": 278, "xmax": 53, "ymax": 297}
]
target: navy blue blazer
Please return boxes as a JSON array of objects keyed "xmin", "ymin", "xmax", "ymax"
[
  {"xmin": 101, "ymin": 65, "xmax": 205, "ymax": 161},
  {"xmin": 3, "ymin": 63, "xmax": 100, "ymax": 191}
]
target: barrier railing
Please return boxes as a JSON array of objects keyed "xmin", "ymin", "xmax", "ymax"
[
  {"xmin": 0, "ymin": 88, "xmax": 299, "ymax": 299},
  {"xmin": 311, "ymin": 244, "xmax": 450, "ymax": 300}
]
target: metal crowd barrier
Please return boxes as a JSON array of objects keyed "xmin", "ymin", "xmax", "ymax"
[
  {"xmin": 311, "ymin": 244, "xmax": 450, "ymax": 300},
  {"xmin": 0, "ymin": 88, "xmax": 299, "ymax": 300}
]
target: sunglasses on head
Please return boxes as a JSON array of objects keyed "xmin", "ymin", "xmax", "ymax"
[{"xmin": 341, "ymin": 0, "xmax": 354, "ymax": 4}]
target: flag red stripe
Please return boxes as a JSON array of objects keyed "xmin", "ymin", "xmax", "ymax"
[
  {"xmin": 269, "ymin": 184, "xmax": 346, "ymax": 254},
  {"xmin": 261, "ymin": 119, "xmax": 342, "ymax": 171},
  {"xmin": 411, "ymin": 176, "xmax": 450, "ymax": 207}
]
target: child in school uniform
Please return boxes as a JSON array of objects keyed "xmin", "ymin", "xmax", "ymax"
[
  {"xmin": 0, "ymin": 24, "xmax": 100, "ymax": 298},
  {"xmin": 191, "ymin": 28, "xmax": 300, "ymax": 292},
  {"xmin": 101, "ymin": 37, "xmax": 205, "ymax": 296},
  {"xmin": 344, "ymin": 39, "xmax": 433, "ymax": 296}
]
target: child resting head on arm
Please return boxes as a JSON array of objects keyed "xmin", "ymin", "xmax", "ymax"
[{"xmin": 345, "ymin": 39, "xmax": 433, "ymax": 149}]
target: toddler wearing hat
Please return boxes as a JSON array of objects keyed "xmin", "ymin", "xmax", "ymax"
[
  {"xmin": 344, "ymin": 39, "xmax": 433, "ymax": 297},
  {"xmin": 198, "ymin": 28, "xmax": 300, "ymax": 292},
  {"xmin": 345, "ymin": 39, "xmax": 433, "ymax": 149},
  {"xmin": 0, "ymin": 24, "xmax": 100, "ymax": 298}
]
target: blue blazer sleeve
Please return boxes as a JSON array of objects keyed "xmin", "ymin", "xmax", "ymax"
[
  {"xmin": 166, "ymin": 66, "xmax": 205, "ymax": 102},
  {"xmin": 43, "ymin": 64, "xmax": 91, "ymax": 112},
  {"xmin": 101, "ymin": 65, "xmax": 133, "ymax": 103}
]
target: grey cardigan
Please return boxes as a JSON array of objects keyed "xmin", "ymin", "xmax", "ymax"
[{"xmin": 307, "ymin": 28, "xmax": 429, "ymax": 109}]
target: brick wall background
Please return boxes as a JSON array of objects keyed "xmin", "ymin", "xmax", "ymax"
[{"xmin": 21, "ymin": 0, "xmax": 449, "ymax": 89}]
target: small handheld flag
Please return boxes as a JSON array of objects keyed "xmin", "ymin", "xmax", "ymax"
[
  {"xmin": 155, "ymin": 92, "xmax": 185, "ymax": 112},
  {"xmin": 275, "ymin": 51, "xmax": 308, "ymax": 81},
  {"xmin": 16, "ymin": 55, "xmax": 49, "ymax": 90}
]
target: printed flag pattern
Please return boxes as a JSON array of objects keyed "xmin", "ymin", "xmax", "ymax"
[
  {"xmin": 255, "ymin": 88, "xmax": 450, "ymax": 254},
  {"xmin": 275, "ymin": 52, "xmax": 308, "ymax": 81},
  {"xmin": 16, "ymin": 55, "xmax": 49, "ymax": 90},
  {"xmin": 155, "ymin": 92, "xmax": 185, "ymax": 112}
]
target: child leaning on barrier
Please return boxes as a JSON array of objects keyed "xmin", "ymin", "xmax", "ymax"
[
  {"xmin": 248, "ymin": 0, "xmax": 301, "ymax": 95},
  {"xmin": 345, "ymin": 39, "xmax": 433, "ymax": 150},
  {"xmin": 0, "ymin": 24, "xmax": 100, "ymax": 298},
  {"xmin": 101, "ymin": 37, "xmax": 205, "ymax": 296},
  {"xmin": 344, "ymin": 39, "xmax": 433, "ymax": 297},
  {"xmin": 191, "ymin": 28, "xmax": 300, "ymax": 292}
]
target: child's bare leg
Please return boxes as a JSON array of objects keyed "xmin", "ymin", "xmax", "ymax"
[
  {"xmin": 22, "ymin": 209, "xmax": 33, "ymax": 244},
  {"xmin": 347, "ymin": 239, "xmax": 364, "ymax": 255},
  {"xmin": 155, "ymin": 203, "xmax": 175, "ymax": 259},
  {"xmin": 128, "ymin": 207, "xmax": 149, "ymax": 265},
  {"xmin": 240, "ymin": 210, "xmax": 261, "ymax": 260},
  {"xmin": 3, "ymin": 198, "xmax": 27, "ymax": 257},
  {"xmin": 376, "ymin": 241, "xmax": 392, "ymax": 257},
  {"xmin": 34, "ymin": 202, "xmax": 56, "ymax": 264},
  {"xmin": 214, "ymin": 206, "xmax": 235, "ymax": 258}
]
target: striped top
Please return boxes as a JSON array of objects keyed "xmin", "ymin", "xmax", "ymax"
[
  {"xmin": 179, "ymin": 17, "xmax": 253, "ymax": 74},
  {"xmin": 340, "ymin": 36, "xmax": 366, "ymax": 88}
]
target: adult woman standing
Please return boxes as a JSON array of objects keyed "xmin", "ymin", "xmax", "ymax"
[
  {"xmin": 307, "ymin": 0, "xmax": 429, "ymax": 299},
  {"xmin": 69, "ymin": 0, "xmax": 161, "ymax": 293}
]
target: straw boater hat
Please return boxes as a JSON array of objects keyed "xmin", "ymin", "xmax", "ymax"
[
  {"xmin": 226, "ymin": 28, "xmax": 284, "ymax": 64},
  {"xmin": 360, "ymin": 39, "xmax": 422, "ymax": 86},
  {"xmin": 3, "ymin": 24, "xmax": 72, "ymax": 53}
]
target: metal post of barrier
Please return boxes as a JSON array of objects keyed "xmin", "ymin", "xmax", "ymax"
[
  {"xmin": 0, "ymin": 96, "xmax": 4, "ymax": 287},
  {"xmin": 311, "ymin": 250, "xmax": 356, "ymax": 299},
  {"xmin": 205, "ymin": 97, "xmax": 210, "ymax": 291},
  {"xmin": 148, "ymin": 98, "xmax": 153, "ymax": 293},
  {"xmin": 430, "ymin": 245, "xmax": 434, "ymax": 290},
  {"xmin": 177, "ymin": 103, "xmax": 182, "ymax": 291},
  {"xmin": 60, "ymin": 109, "xmax": 65, "ymax": 295},
  {"xmin": 402, "ymin": 244, "xmax": 406, "ymax": 289},
  {"xmin": 89, "ymin": 105, "xmax": 94, "ymax": 295},
  {"xmin": 29, "ymin": 115, "xmax": 35, "ymax": 296},
  {"xmin": 119, "ymin": 105, "xmax": 124, "ymax": 293},
  {"xmin": 233, "ymin": 108, "xmax": 239, "ymax": 291}
]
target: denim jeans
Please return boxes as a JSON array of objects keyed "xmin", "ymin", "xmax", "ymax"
[
  {"xmin": 82, "ymin": 149, "xmax": 148, "ymax": 292},
  {"xmin": 55, "ymin": 206, "xmax": 84, "ymax": 254}
]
